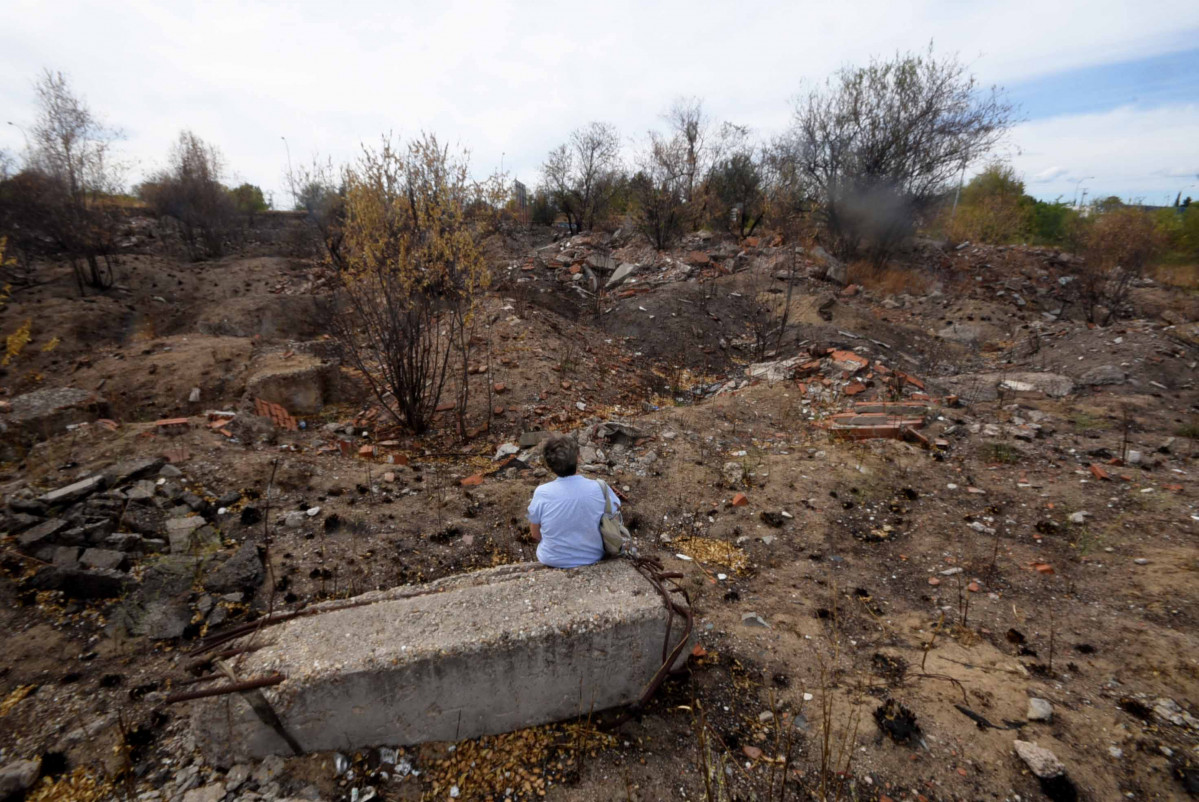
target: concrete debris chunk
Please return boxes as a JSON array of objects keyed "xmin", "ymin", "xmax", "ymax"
[
  {"xmin": 38, "ymin": 475, "xmax": 106, "ymax": 507},
  {"xmin": 1013, "ymin": 740, "xmax": 1065, "ymax": 779},
  {"xmin": 1027, "ymin": 698, "xmax": 1053, "ymax": 722},
  {"xmin": 193, "ymin": 561, "xmax": 690, "ymax": 763},
  {"xmin": 0, "ymin": 758, "xmax": 42, "ymax": 799}
]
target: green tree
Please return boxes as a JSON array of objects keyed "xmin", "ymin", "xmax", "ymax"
[
  {"xmin": 948, "ymin": 162, "xmax": 1031, "ymax": 243},
  {"xmin": 228, "ymin": 183, "xmax": 268, "ymax": 215}
]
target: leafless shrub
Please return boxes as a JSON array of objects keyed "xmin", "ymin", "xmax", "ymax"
[{"xmin": 140, "ymin": 131, "xmax": 234, "ymax": 260}]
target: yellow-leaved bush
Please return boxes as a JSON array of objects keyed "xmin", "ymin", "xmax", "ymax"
[{"xmin": 333, "ymin": 134, "xmax": 495, "ymax": 435}]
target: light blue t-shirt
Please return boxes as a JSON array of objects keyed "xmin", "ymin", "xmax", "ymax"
[{"xmin": 527, "ymin": 474, "xmax": 618, "ymax": 569}]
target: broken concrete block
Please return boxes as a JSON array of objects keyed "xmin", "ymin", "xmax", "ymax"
[
  {"xmin": 166, "ymin": 516, "xmax": 211, "ymax": 553},
  {"xmin": 38, "ymin": 475, "xmax": 106, "ymax": 507},
  {"xmin": 1013, "ymin": 740, "xmax": 1065, "ymax": 779},
  {"xmin": 606, "ymin": 262, "xmax": 639, "ymax": 289},
  {"xmin": 203, "ymin": 542, "xmax": 264, "ymax": 594},
  {"xmin": 80, "ymin": 548, "xmax": 128, "ymax": 572},
  {"xmin": 29, "ymin": 566, "xmax": 131, "ymax": 599},
  {"xmin": 245, "ymin": 354, "xmax": 337, "ymax": 416},
  {"xmin": 101, "ymin": 458, "xmax": 167, "ymax": 488},
  {"xmin": 0, "ymin": 387, "xmax": 108, "ymax": 460},
  {"xmin": 17, "ymin": 518, "xmax": 68, "ymax": 551},
  {"xmin": 193, "ymin": 560, "xmax": 691, "ymax": 764},
  {"xmin": 0, "ymin": 758, "xmax": 41, "ymax": 800},
  {"xmin": 1079, "ymin": 364, "xmax": 1126, "ymax": 386},
  {"xmin": 1027, "ymin": 697, "xmax": 1053, "ymax": 722}
]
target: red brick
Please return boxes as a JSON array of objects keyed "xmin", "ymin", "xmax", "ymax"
[
  {"xmin": 731, "ymin": 492, "xmax": 749, "ymax": 507},
  {"xmin": 460, "ymin": 474, "xmax": 484, "ymax": 487}
]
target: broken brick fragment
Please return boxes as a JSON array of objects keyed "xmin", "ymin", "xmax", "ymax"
[
  {"xmin": 731, "ymin": 493, "xmax": 749, "ymax": 507},
  {"xmin": 460, "ymin": 474, "xmax": 484, "ymax": 487},
  {"xmin": 1089, "ymin": 463, "xmax": 1110, "ymax": 481}
]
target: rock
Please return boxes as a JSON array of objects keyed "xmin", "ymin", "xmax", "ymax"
[
  {"xmin": 1013, "ymin": 740, "xmax": 1065, "ymax": 779},
  {"xmin": 1068, "ymin": 511, "xmax": 1089, "ymax": 524},
  {"xmin": 284, "ymin": 511, "xmax": 306, "ymax": 528},
  {"xmin": 606, "ymin": 262, "xmax": 639, "ymax": 289},
  {"xmin": 594, "ymin": 421, "xmax": 646, "ymax": 445},
  {"xmin": 159, "ymin": 464, "xmax": 183, "ymax": 478},
  {"xmin": 101, "ymin": 458, "xmax": 167, "ymax": 488},
  {"xmin": 4, "ymin": 512, "xmax": 43, "ymax": 534},
  {"xmin": 38, "ymin": 475, "xmax": 106, "ymax": 507},
  {"xmin": 17, "ymin": 518, "xmax": 68, "ymax": 551},
  {"xmin": 216, "ymin": 491, "xmax": 242, "ymax": 508},
  {"xmin": 0, "ymin": 386, "xmax": 108, "ymax": 459},
  {"xmin": 125, "ymin": 481, "xmax": 157, "ymax": 501},
  {"xmin": 493, "ymin": 443, "xmax": 520, "ymax": 461},
  {"xmin": 245, "ymin": 356, "xmax": 338, "ymax": 416},
  {"xmin": 50, "ymin": 546, "xmax": 80, "ymax": 567},
  {"xmin": 759, "ymin": 511, "xmax": 785, "ymax": 528},
  {"xmin": 166, "ymin": 517, "xmax": 209, "ymax": 553},
  {"xmin": 8, "ymin": 495, "xmax": 47, "ymax": 516},
  {"xmin": 938, "ymin": 323, "xmax": 984, "ymax": 345},
  {"xmin": 940, "ymin": 371, "xmax": 1074, "ymax": 403},
  {"xmin": 741, "ymin": 612, "xmax": 770, "ymax": 628},
  {"xmin": 811, "ymin": 246, "xmax": 846, "ymax": 285},
  {"xmin": 143, "ymin": 598, "xmax": 193, "ymax": 640},
  {"xmin": 181, "ymin": 492, "xmax": 212, "ymax": 516},
  {"xmin": 722, "ymin": 461, "xmax": 745, "ymax": 489},
  {"xmin": 1153, "ymin": 697, "xmax": 1199, "ymax": 729},
  {"xmin": 1079, "ymin": 364, "xmax": 1126, "ymax": 386},
  {"xmin": 29, "ymin": 566, "xmax": 131, "ymax": 599},
  {"xmin": 105, "ymin": 533, "xmax": 145, "ymax": 552},
  {"xmin": 0, "ymin": 758, "xmax": 41, "ymax": 799},
  {"xmin": 203, "ymin": 542, "xmax": 264, "ymax": 594},
  {"xmin": 1027, "ymin": 698, "xmax": 1053, "ymax": 722},
  {"xmin": 80, "ymin": 548, "xmax": 129, "ymax": 572},
  {"xmin": 225, "ymin": 764, "xmax": 251, "ymax": 791},
  {"xmin": 182, "ymin": 782, "xmax": 226, "ymax": 802},
  {"xmin": 252, "ymin": 755, "xmax": 286, "ymax": 786},
  {"xmin": 519, "ymin": 431, "xmax": 551, "ymax": 448}
]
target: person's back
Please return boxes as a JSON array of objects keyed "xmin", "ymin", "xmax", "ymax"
[{"xmin": 527, "ymin": 434, "xmax": 616, "ymax": 569}]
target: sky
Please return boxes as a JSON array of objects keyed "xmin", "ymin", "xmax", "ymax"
[{"xmin": 2, "ymin": 0, "xmax": 1198, "ymax": 207}]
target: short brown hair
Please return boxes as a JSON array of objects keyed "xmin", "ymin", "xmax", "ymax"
[{"xmin": 543, "ymin": 434, "xmax": 579, "ymax": 477}]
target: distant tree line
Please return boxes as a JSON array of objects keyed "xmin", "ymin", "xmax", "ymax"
[{"xmin": 0, "ymin": 71, "xmax": 272, "ymax": 282}]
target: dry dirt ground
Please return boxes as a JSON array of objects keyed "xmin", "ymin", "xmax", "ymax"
[{"xmin": 1, "ymin": 215, "xmax": 1197, "ymax": 802}]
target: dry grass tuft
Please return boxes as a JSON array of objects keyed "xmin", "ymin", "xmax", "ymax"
[{"xmin": 845, "ymin": 261, "xmax": 932, "ymax": 295}]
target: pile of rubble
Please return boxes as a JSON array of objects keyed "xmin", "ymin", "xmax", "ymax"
[{"xmin": 4, "ymin": 457, "xmax": 264, "ymax": 638}]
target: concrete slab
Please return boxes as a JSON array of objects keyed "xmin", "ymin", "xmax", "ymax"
[{"xmin": 193, "ymin": 560, "xmax": 686, "ymax": 765}]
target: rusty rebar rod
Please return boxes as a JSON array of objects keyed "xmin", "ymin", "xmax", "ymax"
[{"xmin": 164, "ymin": 673, "xmax": 285, "ymax": 704}]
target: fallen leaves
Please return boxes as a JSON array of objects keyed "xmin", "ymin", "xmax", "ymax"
[{"xmin": 0, "ymin": 684, "xmax": 35, "ymax": 716}]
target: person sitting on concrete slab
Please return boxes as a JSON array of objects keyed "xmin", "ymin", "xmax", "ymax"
[{"xmin": 527, "ymin": 434, "xmax": 616, "ymax": 568}]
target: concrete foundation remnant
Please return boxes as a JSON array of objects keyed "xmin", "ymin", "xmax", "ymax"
[{"xmin": 193, "ymin": 560, "xmax": 688, "ymax": 765}]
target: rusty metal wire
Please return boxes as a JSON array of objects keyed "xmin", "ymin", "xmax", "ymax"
[{"xmin": 164, "ymin": 673, "xmax": 286, "ymax": 704}]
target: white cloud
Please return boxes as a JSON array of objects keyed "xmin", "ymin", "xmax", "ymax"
[
  {"xmin": 0, "ymin": 0, "xmax": 1197, "ymax": 202},
  {"xmin": 1033, "ymin": 166, "xmax": 1069, "ymax": 183},
  {"xmin": 1002, "ymin": 104, "xmax": 1199, "ymax": 203}
]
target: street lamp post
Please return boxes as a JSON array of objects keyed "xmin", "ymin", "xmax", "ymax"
[{"xmin": 281, "ymin": 136, "xmax": 294, "ymax": 211}]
